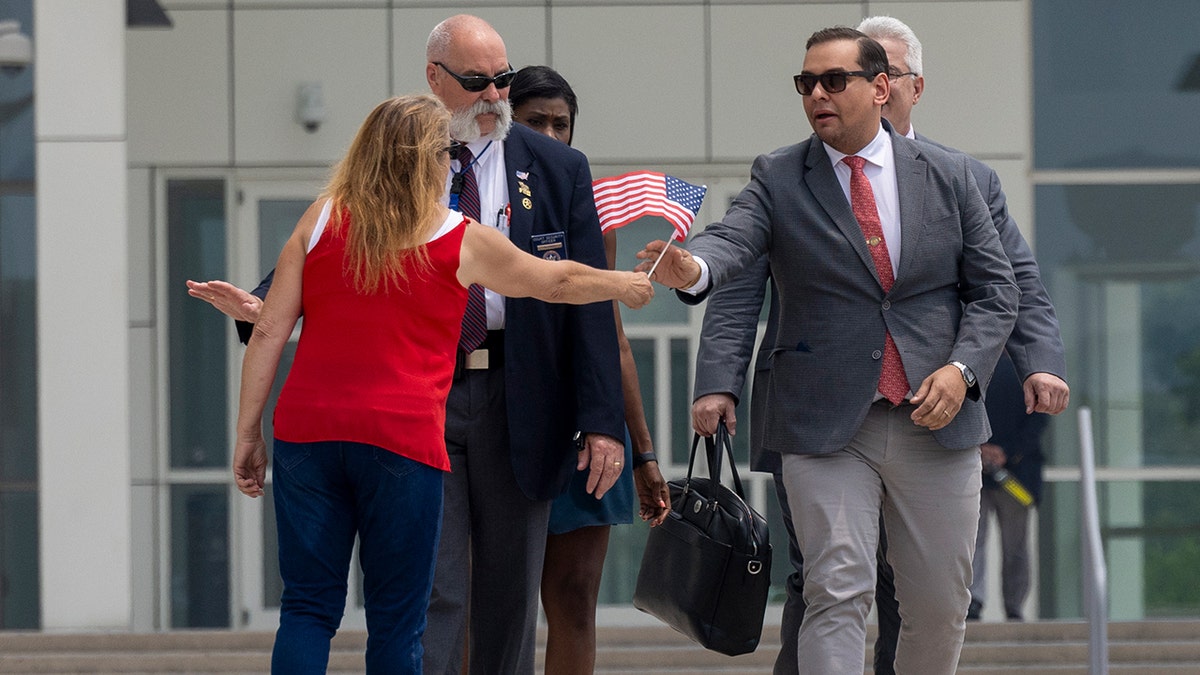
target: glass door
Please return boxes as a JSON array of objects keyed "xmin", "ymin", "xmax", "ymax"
[{"xmin": 230, "ymin": 177, "xmax": 367, "ymax": 630}]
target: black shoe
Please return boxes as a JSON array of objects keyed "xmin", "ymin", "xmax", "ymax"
[
  {"xmin": 967, "ymin": 598, "xmax": 983, "ymax": 621},
  {"xmin": 1006, "ymin": 611, "xmax": 1023, "ymax": 622}
]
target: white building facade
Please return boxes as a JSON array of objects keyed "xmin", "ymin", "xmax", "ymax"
[{"xmin": 2, "ymin": 0, "xmax": 1198, "ymax": 631}]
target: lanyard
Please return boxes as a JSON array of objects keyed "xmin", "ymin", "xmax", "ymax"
[{"xmin": 448, "ymin": 140, "xmax": 493, "ymax": 212}]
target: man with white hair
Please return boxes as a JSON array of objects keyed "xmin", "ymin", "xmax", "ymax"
[{"xmin": 419, "ymin": 15, "xmax": 626, "ymax": 675}]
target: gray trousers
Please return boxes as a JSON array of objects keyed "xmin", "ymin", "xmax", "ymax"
[
  {"xmin": 969, "ymin": 487, "xmax": 1032, "ymax": 619},
  {"xmin": 781, "ymin": 402, "xmax": 981, "ymax": 675},
  {"xmin": 421, "ymin": 366, "xmax": 552, "ymax": 675}
]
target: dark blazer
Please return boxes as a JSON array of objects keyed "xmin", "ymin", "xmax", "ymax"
[
  {"xmin": 240, "ymin": 123, "xmax": 624, "ymax": 501},
  {"xmin": 694, "ymin": 129, "xmax": 1065, "ymax": 470},
  {"xmin": 498, "ymin": 124, "xmax": 624, "ymax": 499},
  {"xmin": 685, "ymin": 126, "xmax": 1019, "ymax": 455}
]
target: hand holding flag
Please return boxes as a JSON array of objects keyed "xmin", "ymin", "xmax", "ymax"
[{"xmin": 634, "ymin": 240, "xmax": 703, "ymax": 290}]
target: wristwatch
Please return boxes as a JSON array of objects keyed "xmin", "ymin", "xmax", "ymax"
[{"xmin": 950, "ymin": 361, "xmax": 977, "ymax": 388}]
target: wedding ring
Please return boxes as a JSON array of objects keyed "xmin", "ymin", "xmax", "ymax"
[
  {"xmin": 614, "ymin": 461, "xmax": 622, "ymax": 467},
  {"xmin": 942, "ymin": 409, "xmax": 950, "ymax": 416}
]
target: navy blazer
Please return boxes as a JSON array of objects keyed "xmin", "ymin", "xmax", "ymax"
[
  {"xmin": 498, "ymin": 124, "xmax": 624, "ymax": 499},
  {"xmin": 240, "ymin": 123, "xmax": 624, "ymax": 500}
]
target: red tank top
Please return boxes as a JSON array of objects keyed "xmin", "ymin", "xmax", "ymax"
[{"xmin": 273, "ymin": 210, "xmax": 469, "ymax": 470}]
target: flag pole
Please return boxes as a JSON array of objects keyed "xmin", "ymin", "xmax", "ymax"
[
  {"xmin": 644, "ymin": 231, "xmax": 675, "ymax": 279},
  {"xmin": 644, "ymin": 247, "xmax": 668, "ymax": 279}
]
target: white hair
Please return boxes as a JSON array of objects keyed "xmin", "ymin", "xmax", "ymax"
[
  {"xmin": 449, "ymin": 99, "xmax": 513, "ymax": 143},
  {"xmin": 857, "ymin": 15, "xmax": 923, "ymax": 75}
]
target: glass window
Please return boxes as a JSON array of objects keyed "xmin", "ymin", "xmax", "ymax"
[
  {"xmin": 1034, "ymin": 183, "xmax": 1200, "ymax": 468},
  {"xmin": 1043, "ymin": 480, "xmax": 1200, "ymax": 619},
  {"xmin": 1038, "ymin": 480, "xmax": 1080, "ymax": 618},
  {"xmin": 629, "ymin": 337, "xmax": 656, "ymax": 452},
  {"xmin": 257, "ymin": 199, "xmax": 310, "ymax": 281},
  {"xmin": 170, "ymin": 484, "xmax": 230, "ymax": 628},
  {"xmin": 167, "ymin": 180, "xmax": 228, "ymax": 469},
  {"xmin": 0, "ymin": 0, "xmax": 37, "ymax": 630},
  {"xmin": 0, "ymin": 491, "xmax": 38, "ymax": 628},
  {"xmin": 670, "ymin": 338, "xmax": 692, "ymax": 466},
  {"xmin": 1034, "ymin": 0, "xmax": 1200, "ymax": 169}
]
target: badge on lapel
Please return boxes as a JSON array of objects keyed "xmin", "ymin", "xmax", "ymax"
[{"xmin": 517, "ymin": 180, "xmax": 533, "ymax": 211}]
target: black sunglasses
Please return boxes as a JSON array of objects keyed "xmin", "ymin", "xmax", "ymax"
[
  {"xmin": 793, "ymin": 70, "xmax": 878, "ymax": 96},
  {"xmin": 434, "ymin": 62, "xmax": 517, "ymax": 92}
]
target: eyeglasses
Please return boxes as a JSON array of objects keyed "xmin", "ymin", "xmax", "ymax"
[
  {"xmin": 444, "ymin": 140, "xmax": 464, "ymax": 159},
  {"xmin": 434, "ymin": 62, "xmax": 517, "ymax": 92},
  {"xmin": 793, "ymin": 70, "xmax": 878, "ymax": 96},
  {"xmin": 888, "ymin": 68, "xmax": 918, "ymax": 79}
]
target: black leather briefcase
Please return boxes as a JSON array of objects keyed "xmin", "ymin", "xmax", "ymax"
[{"xmin": 633, "ymin": 421, "xmax": 771, "ymax": 656}]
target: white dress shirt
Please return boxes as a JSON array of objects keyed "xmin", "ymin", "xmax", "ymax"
[{"xmin": 447, "ymin": 137, "xmax": 510, "ymax": 328}]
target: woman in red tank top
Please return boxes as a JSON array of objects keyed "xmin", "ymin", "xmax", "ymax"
[{"xmin": 230, "ymin": 94, "xmax": 651, "ymax": 674}]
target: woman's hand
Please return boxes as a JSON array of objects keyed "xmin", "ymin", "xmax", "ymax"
[{"xmin": 233, "ymin": 427, "xmax": 268, "ymax": 498}]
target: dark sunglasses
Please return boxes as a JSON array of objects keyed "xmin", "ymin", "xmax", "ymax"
[
  {"xmin": 444, "ymin": 140, "xmax": 464, "ymax": 159},
  {"xmin": 434, "ymin": 62, "xmax": 517, "ymax": 92},
  {"xmin": 793, "ymin": 70, "xmax": 878, "ymax": 96}
]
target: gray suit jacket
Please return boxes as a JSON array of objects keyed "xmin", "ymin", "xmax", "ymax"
[
  {"xmin": 695, "ymin": 134, "xmax": 1066, "ymax": 470},
  {"xmin": 687, "ymin": 127, "xmax": 1019, "ymax": 456}
]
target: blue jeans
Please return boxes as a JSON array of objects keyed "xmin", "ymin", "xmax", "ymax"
[{"xmin": 271, "ymin": 439, "xmax": 444, "ymax": 674}]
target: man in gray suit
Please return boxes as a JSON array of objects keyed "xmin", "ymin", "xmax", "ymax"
[
  {"xmin": 640, "ymin": 27, "xmax": 1018, "ymax": 673},
  {"xmin": 692, "ymin": 16, "xmax": 1071, "ymax": 674}
]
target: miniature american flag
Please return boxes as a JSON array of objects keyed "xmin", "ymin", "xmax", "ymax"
[{"xmin": 592, "ymin": 171, "xmax": 707, "ymax": 241}]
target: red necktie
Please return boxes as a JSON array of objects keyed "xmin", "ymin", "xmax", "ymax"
[
  {"xmin": 844, "ymin": 155, "xmax": 909, "ymax": 405},
  {"xmin": 455, "ymin": 146, "xmax": 487, "ymax": 352}
]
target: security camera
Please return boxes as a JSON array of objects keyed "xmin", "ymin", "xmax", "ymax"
[
  {"xmin": 0, "ymin": 20, "xmax": 33, "ymax": 74},
  {"xmin": 296, "ymin": 82, "xmax": 326, "ymax": 133}
]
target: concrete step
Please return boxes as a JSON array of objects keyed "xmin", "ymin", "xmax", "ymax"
[{"xmin": 0, "ymin": 620, "xmax": 1197, "ymax": 673}]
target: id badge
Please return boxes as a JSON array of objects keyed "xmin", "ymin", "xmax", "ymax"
[{"xmin": 530, "ymin": 231, "xmax": 567, "ymax": 261}]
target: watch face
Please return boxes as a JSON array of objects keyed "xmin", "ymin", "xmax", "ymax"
[{"xmin": 954, "ymin": 362, "xmax": 975, "ymax": 386}]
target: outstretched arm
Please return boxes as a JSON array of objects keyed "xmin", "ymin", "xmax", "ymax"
[{"xmin": 458, "ymin": 222, "xmax": 653, "ymax": 309}]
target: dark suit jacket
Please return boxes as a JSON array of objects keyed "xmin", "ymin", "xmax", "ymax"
[
  {"xmin": 239, "ymin": 123, "xmax": 624, "ymax": 500},
  {"xmin": 694, "ymin": 129, "xmax": 1065, "ymax": 470},
  {"xmin": 498, "ymin": 124, "xmax": 624, "ymax": 499},
  {"xmin": 685, "ymin": 126, "xmax": 1018, "ymax": 455}
]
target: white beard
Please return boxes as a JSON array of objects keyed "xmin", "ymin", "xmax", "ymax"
[{"xmin": 449, "ymin": 99, "xmax": 513, "ymax": 143}]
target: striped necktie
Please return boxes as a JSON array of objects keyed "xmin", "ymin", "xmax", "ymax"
[{"xmin": 456, "ymin": 146, "xmax": 488, "ymax": 353}]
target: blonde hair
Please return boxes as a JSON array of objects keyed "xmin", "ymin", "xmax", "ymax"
[{"xmin": 322, "ymin": 94, "xmax": 451, "ymax": 294}]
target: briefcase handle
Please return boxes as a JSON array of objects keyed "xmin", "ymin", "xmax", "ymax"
[{"xmin": 685, "ymin": 420, "xmax": 748, "ymax": 501}]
